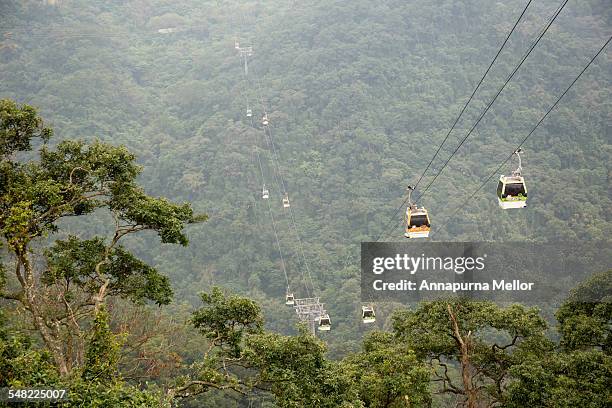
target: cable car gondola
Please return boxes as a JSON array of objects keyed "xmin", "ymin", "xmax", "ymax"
[
  {"xmin": 497, "ymin": 149, "xmax": 527, "ymax": 209},
  {"xmin": 282, "ymin": 193, "xmax": 290, "ymax": 208},
  {"xmin": 246, "ymin": 108, "xmax": 252, "ymax": 117},
  {"xmin": 318, "ymin": 313, "xmax": 331, "ymax": 331},
  {"xmin": 234, "ymin": 40, "xmax": 240, "ymax": 50},
  {"xmin": 285, "ymin": 292, "xmax": 295, "ymax": 306},
  {"xmin": 262, "ymin": 185, "xmax": 269, "ymax": 199},
  {"xmin": 262, "ymin": 114, "xmax": 269, "ymax": 126},
  {"xmin": 404, "ymin": 186, "xmax": 431, "ymax": 238},
  {"xmin": 361, "ymin": 306, "xmax": 376, "ymax": 324}
]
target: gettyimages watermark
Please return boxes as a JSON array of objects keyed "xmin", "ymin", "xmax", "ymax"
[{"xmin": 361, "ymin": 242, "xmax": 611, "ymax": 304}]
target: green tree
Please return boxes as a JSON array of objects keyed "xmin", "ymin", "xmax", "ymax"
[
  {"xmin": 556, "ymin": 270, "xmax": 611, "ymax": 353},
  {"xmin": 169, "ymin": 287, "xmax": 264, "ymax": 400},
  {"xmin": 181, "ymin": 287, "xmax": 362, "ymax": 407},
  {"xmin": 245, "ymin": 328, "xmax": 361, "ymax": 408},
  {"xmin": 504, "ymin": 270, "xmax": 612, "ymax": 408},
  {"xmin": 64, "ymin": 308, "xmax": 167, "ymax": 408},
  {"xmin": 342, "ymin": 331, "xmax": 431, "ymax": 407},
  {"xmin": 82, "ymin": 308, "xmax": 121, "ymax": 383},
  {"xmin": 393, "ymin": 299, "xmax": 551, "ymax": 408},
  {"xmin": 0, "ymin": 309, "xmax": 58, "ymax": 388},
  {"xmin": 0, "ymin": 99, "xmax": 205, "ymax": 376}
]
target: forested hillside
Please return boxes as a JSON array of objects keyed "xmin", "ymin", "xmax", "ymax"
[{"xmin": 1, "ymin": 0, "xmax": 610, "ymax": 406}]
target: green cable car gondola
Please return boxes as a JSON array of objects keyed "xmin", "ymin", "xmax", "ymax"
[{"xmin": 497, "ymin": 149, "xmax": 527, "ymax": 209}]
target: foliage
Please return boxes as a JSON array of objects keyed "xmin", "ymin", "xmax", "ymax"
[
  {"xmin": 0, "ymin": 99, "xmax": 204, "ymax": 379},
  {"xmin": 0, "ymin": 310, "xmax": 59, "ymax": 388},
  {"xmin": 341, "ymin": 331, "xmax": 431, "ymax": 407},
  {"xmin": 0, "ymin": 99, "xmax": 51, "ymax": 157},
  {"xmin": 245, "ymin": 328, "xmax": 361, "ymax": 408},
  {"xmin": 505, "ymin": 349, "xmax": 612, "ymax": 408},
  {"xmin": 556, "ymin": 269, "xmax": 612, "ymax": 353},
  {"xmin": 82, "ymin": 308, "xmax": 121, "ymax": 382},
  {"xmin": 44, "ymin": 236, "xmax": 173, "ymax": 306},
  {"xmin": 504, "ymin": 270, "xmax": 612, "ymax": 407},
  {"xmin": 1, "ymin": 1, "xmax": 609, "ymax": 349},
  {"xmin": 393, "ymin": 299, "xmax": 551, "ymax": 406},
  {"xmin": 0, "ymin": 0, "xmax": 610, "ymax": 406},
  {"xmin": 191, "ymin": 286, "xmax": 264, "ymax": 357},
  {"xmin": 0, "ymin": 308, "xmax": 166, "ymax": 408}
]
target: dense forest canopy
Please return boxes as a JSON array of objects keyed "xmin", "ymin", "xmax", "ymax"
[{"xmin": 0, "ymin": 0, "xmax": 610, "ymax": 406}]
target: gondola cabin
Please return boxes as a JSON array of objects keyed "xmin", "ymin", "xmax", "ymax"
[
  {"xmin": 318, "ymin": 314, "xmax": 331, "ymax": 331},
  {"xmin": 282, "ymin": 195, "xmax": 290, "ymax": 208},
  {"xmin": 404, "ymin": 205, "xmax": 431, "ymax": 238},
  {"xmin": 262, "ymin": 185, "xmax": 269, "ymax": 199},
  {"xmin": 361, "ymin": 306, "xmax": 376, "ymax": 324},
  {"xmin": 246, "ymin": 108, "xmax": 252, "ymax": 117},
  {"xmin": 285, "ymin": 293, "xmax": 295, "ymax": 306},
  {"xmin": 497, "ymin": 175, "xmax": 527, "ymax": 209}
]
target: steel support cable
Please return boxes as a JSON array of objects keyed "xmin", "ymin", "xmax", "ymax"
[
  {"xmin": 263, "ymin": 123, "xmax": 289, "ymax": 194},
  {"xmin": 262, "ymin": 131, "xmax": 286, "ymax": 204},
  {"xmin": 243, "ymin": 47, "xmax": 311, "ymax": 297},
  {"xmin": 258, "ymin": 122, "xmax": 312, "ymax": 298},
  {"xmin": 236, "ymin": 6, "xmax": 288, "ymax": 196},
  {"xmin": 233, "ymin": 7, "xmax": 314, "ymax": 302},
  {"xmin": 265, "ymin": 187, "xmax": 291, "ymax": 288},
  {"xmin": 257, "ymin": 88, "xmax": 316, "ymax": 296},
  {"xmin": 252, "ymin": 67, "xmax": 318, "ymax": 296},
  {"xmin": 373, "ymin": 0, "xmax": 538, "ymax": 242},
  {"xmin": 431, "ymin": 34, "xmax": 611, "ymax": 239},
  {"xmin": 252, "ymin": 115, "xmax": 314, "ymax": 297},
  {"xmin": 287, "ymin": 205, "xmax": 317, "ymax": 296},
  {"xmin": 238, "ymin": 6, "xmax": 319, "ymax": 299},
  {"xmin": 247, "ymin": 55, "xmax": 288, "ymax": 195},
  {"xmin": 246, "ymin": 115, "xmax": 292, "ymax": 289},
  {"xmin": 234, "ymin": 12, "xmax": 292, "ymax": 293},
  {"xmin": 375, "ymin": 0, "xmax": 569, "ymax": 241},
  {"xmin": 415, "ymin": 0, "xmax": 569, "ymax": 201},
  {"xmin": 246, "ymin": 84, "xmax": 285, "ymax": 199},
  {"xmin": 241, "ymin": 57, "xmax": 279, "ymax": 195},
  {"xmin": 412, "ymin": 0, "xmax": 534, "ymax": 191},
  {"xmin": 249, "ymin": 117, "xmax": 268, "ymax": 185}
]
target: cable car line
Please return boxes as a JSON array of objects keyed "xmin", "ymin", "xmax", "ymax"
[
  {"xmin": 431, "ymin": 34, "xmax": 611, "ymax": 238},
  {"xmin": 240, "ymin": 49, "xmax": 285, "ymax": 202},
  {"xmin": 375, "ymin": 0, "xmax": 569, "ymax": 241},
  {"xmin": 373, "ymin": 0, "xmax": 539, "ymax": 241},
  {"xmin": 411, "ymin": 0, "xmax": 534, "ymax": 192},
  {"xmin": 262, "ymin": 112, "xmax": 317, "ymax": 296},
  {"xmin": 263, "ymin": 177, "xmax": 291, "ymax": 290},
  {"xmin": 247, "ymin": 78, "xmax": 325, "ymax": 324},
  {"xmin": 248, "ymin": 83, "xmax": 307, "ymax": 298},
  {"xmin": 244, "ymin": 97, "xmax": 292, "ymax": 293},
  {"xmin": 249, "ymin": 111, "xmax": 307, "ymax": 298},
  {"xmin": 247, "ymin": 60, "xmax": 289, "ymax": 197},
  {"xmin": 413, "ymin": 0, "xmax": 568, "ymax": 202},
  {"xmin": 248, "ymin": 94, "xmax": 293, "ymax": 296},
  {"xmin": 287, "ymin": 204, "xmax": 318, "ymax": 296},
  {"xmin": 263, "ymin": 123, "xmax": 289, "ymax": 196},
  {"xmin": 232, "ymin": 12, "xmax": 297, "ymax": 302},
  {"xmin": 241, "ymin": 36, "xmax": 319, "ymax": 297},
  {"xmin": 236, "ymin": 24, "xmax": 318, "ymax": 300}
]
